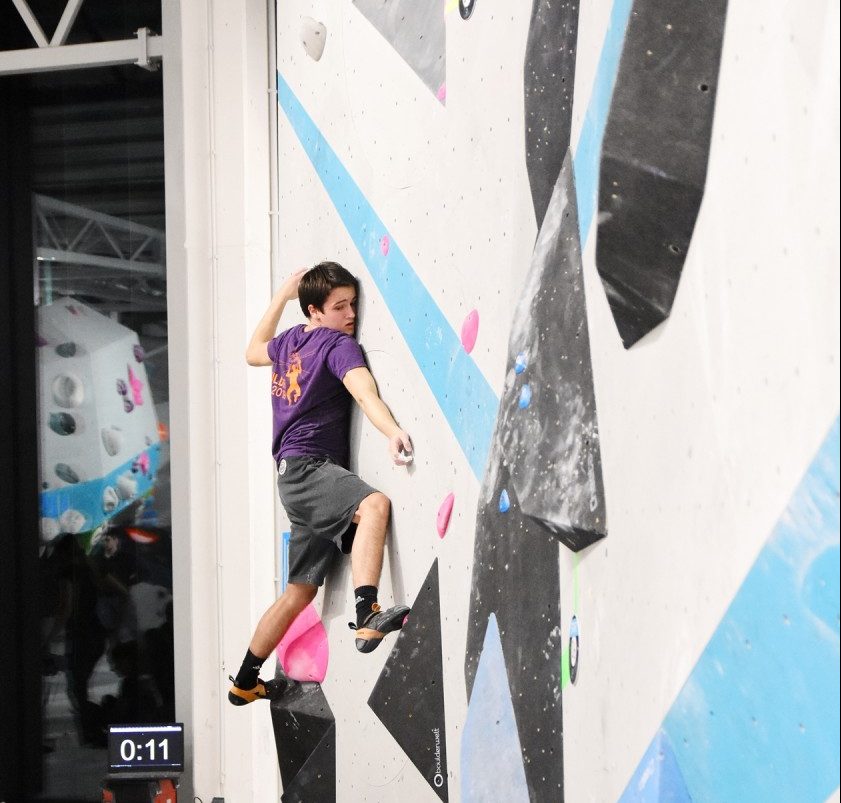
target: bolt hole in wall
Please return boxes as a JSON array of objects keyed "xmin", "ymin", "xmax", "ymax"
[{"xmin": 2, "ymin": 1, "xmax": 174, "ymax": 800}]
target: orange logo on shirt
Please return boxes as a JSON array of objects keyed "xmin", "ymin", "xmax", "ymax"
[
  {"xmin": 285, "ymin": 352, "xmax": 303, "ymax": 404},
  {"xmin": 272, "ymin": 352, "xmax": 304, "ymax": 405}
]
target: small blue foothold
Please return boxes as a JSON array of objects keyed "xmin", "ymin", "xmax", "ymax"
[
  {"xmin": 514, "ymin": 352, "xmax": 527, "ymax": 374},
  {"xmin": 499, "ymin": 489, "xmax": 510, "ymax": 513},
  {"xmin": 518, "ymin": 384, "xmax": 532, "ymax": 409}
]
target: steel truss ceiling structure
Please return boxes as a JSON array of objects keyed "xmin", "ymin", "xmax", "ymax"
[{"xmin": 35, "ymin": 193, "xmax": 166, "ymax": 312}]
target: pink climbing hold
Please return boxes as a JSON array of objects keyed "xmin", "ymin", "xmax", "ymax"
[
  {"xmin": 132, "ymin": 451, "xmax": 151, "ymax": 476},
  {"xmin": 380, "ymin": 235, "xmax": 390, "ymax": 256},
  {"xmin": 127, "ymin": 366, "xmax": 145, "ymax": 406},
  {"xmin": 461, "ymin": 309, "xmax": 479, "ymax": 354},
  {"xmin": 275, "ymin": 603, "xmax": 329, "ymax": 683},
  {"xmin": 436, "ymin": 82, "xmax": 447, "ymax": 103},
  {"xmin": 436, "ymin": 492, "xmax": 455, "ymax": 538}
]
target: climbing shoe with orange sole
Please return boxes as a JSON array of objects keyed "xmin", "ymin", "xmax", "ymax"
[
  {"xmin": 349, "ymin": 603, "xmax": 410, "ymax": 654},
  {"xmin": 227, "ymin": 675, "xmax": 290, "ymax": 706}
]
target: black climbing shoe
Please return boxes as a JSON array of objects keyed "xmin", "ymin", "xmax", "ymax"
[
  {"xmin": 348, "ymin": 603, "xmax": 410, "ymax": 654},
  {"xmin": 227, "ymin": 674, "xmax": 290, "ymax": 706}
]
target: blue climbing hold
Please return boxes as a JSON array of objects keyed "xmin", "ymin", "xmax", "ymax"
[
  {"xmin": 499, "ymin": 489, "xmax": 510, "ymax": 513},
  {"xmin": 518, "ymin": 384, "xmax": 531, "ymax": 409},
  {"xmin": 514, "ymin": 352, "xmax": 527, "ymax": 374}
]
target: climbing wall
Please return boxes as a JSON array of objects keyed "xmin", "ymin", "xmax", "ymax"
[{"xmin": 273, "ymin": 1, "xmax": 839, "ymax": 800}]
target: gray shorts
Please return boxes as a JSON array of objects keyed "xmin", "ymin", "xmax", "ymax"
[{"xmin": 276, "ymin": 456, "xmax": 378, "ymax": 587}]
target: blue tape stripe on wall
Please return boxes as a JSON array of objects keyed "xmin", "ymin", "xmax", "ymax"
[
  {"xmin": 573, "ymin": 0, "xmax": 634, "ymax": 245},
  {"xmin": 618, "ymin": 729, "xmax": 691, "ymax": 803},
  {"xmin": 623, "ymin": 417, "xmax": 841, "ymax": 802},
  {"xmin": 277, "ymin": 73, "xmax": 497, "ymax": 480},
  {"xmin": 277, "ymin": 0, "xmax": 632, "ymax": 479},
  {"xmin": 277, "ymin": 1, "xmax": 632, "ymax": 477},
  {"xmin": 281, "ymin": 530, "xmax": 290, "ymax": 592}
]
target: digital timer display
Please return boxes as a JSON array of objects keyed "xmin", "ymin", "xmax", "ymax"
[{"xmin": 108, "ymin": 724, "xmax": 184, "ymax": 772}]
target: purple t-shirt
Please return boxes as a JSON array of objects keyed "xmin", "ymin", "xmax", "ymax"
[{"xmin": 267, "ymin": 324, "xmax": 367, "ymax": 468}]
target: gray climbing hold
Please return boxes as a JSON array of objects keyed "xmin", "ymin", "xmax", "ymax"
[
  {"xmin": 55, "ymin": 463, "xmax": 80, "ymax": 484},
  {"xmin": 459, "ymin": 0, "xmax": 477, "ymax": 20},
  {"xmin": 49, "ymin": 412, "xmax": 76, "ymax": 436}
]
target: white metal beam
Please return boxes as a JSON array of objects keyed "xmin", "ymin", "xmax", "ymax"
[
  {"xmin": 51, "ymin": 0, "xmax": 87, "ymax": 47},
  {"xmin": 0, "ymin": 29, "xmax": 163, "ymax": 76},
  {"xmin": 36, "ymin": 248, "xmax": 165, "ymax": 275},
  {"xmin": 10, "ymin": 0, "xmax": 49, "ymax": 48},
  {"xmin": 36, "ymin": 194, "xmax": 164, "ymax": 239}
]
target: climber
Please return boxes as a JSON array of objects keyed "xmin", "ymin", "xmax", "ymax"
[{"xmin": 228, "ymin": 261, "xmax": 413, "ymax": 705}]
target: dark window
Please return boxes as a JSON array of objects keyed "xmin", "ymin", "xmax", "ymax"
[{"xmin": 1, "ymin": 3, "xmax": 173, "ymax": 799}]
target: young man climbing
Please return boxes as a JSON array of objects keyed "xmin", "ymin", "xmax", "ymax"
[{"xmin": 228, "ymin": 261, "xmax": 413, "ymax": 705}]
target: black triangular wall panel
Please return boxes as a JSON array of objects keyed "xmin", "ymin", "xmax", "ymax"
[
  {"xmin": 597, "ymin": 0, "xmax": 728, "ymax": 347},
  {"xmin": 465, "ymin": 463, "xmax": 564, "ymax": 801},
  {"xmin": 524, "ymin": 0, "xmax": 581, "ymax": 229},
  {"xmin": 280, "ymin": 723, "xmax": 336, "ymax": 803},
  {"xmin": 270, "ymin": 668, "xmax": 335, "ymax": 800},
  {"xmin": 368, "ymin": 560, "xmax": 449, "ymax": 801}
]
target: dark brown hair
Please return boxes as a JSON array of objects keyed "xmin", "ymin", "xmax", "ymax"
[{"xmin": 299, "ymin": 261, "xmax": 359, "ymax": 318}]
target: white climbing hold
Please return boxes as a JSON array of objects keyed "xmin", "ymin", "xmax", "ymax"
[
  {"xmin": 301, "ymin": 17, "xmax": 327, "ymax": 61},
  {"xmin": 52, "ymin": 373, "xmax": 84, "ymax": 408},
  {"xmin": 40, "ymin": 517, "xmax": 61, "ymax": 543},
  {"xmin": 117, "ymin": 472, "xmax": 138, "ymax": 500},
  {"xmin": 102, "ymin": 486, "xmax": 119, "ymax": 513},
  {"xmin": 101, "ymin": 426, "xmax": 124, "ymax": 457},
  {"xmin": 59, "ymin": 508, "xmax": 86, "ymax": 534}
]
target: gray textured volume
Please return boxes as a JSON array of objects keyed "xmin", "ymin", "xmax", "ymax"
[
  {"xmin": 524, "ymin": 0, "xmax": 581, "ymax": 229},
  {"xmin": 464, "ymin": 150, "xmax": 606, "ymax": 802},
  {"xmin": 498, "ymin": 148, "xmax": 606, "ymax": 550},
  {"xmin": 353, "ymin": 0, "xmax": 445, "ymax": 100},
  {"xmin": 597, "ymin": 0, "xmax": 728, "ymax": 348}
]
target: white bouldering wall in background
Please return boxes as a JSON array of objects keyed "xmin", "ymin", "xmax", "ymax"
[
  {"xmin": 38, "ymin": 297, "xmax": 161, "ymax": 543},
  {"xmin": 268, "ymin": 1, "xmax": 839, "ymax": 800}
]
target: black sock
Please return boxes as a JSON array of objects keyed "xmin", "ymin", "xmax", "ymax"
[
  {"xmin": 354, "ymin": 585, "xmax": 378, "ymax": 626},
  {"xmin": 234, "ymin": 648, "xmax": 266, "ymax": 690}
]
